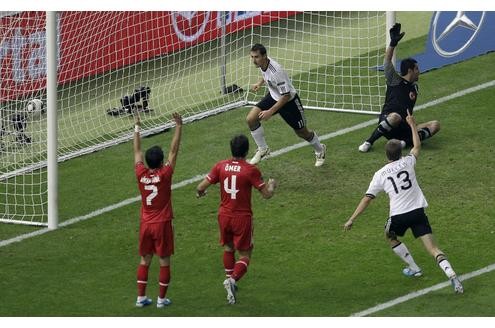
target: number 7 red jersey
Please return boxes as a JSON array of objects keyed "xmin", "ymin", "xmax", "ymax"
[
  {"xmin": 135, "ymin": 162, "xmax": 174, "ymax": 223},
  {"xmin": 206, "ymin": 159, "xmax": 265, "ymax": 215}
]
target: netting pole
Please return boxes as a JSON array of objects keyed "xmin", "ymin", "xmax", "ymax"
[
  {"xmin": 47, "ymin": 11, "xmax": 58, "ymax": 230},
  {"xmin": 386, "ymin": 11, "xmax": 397, "ymax": 67},
  {"xmin": 219, "ymin": 11, "xmax": 227, "ymax": 94}
]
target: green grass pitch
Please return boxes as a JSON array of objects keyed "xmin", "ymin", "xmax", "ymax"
[{"xmin": 0, "ymin": 13, "xmax": 494, "ymax": 316}]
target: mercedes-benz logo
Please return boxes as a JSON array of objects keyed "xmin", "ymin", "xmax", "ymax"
[
  {"xmin": 432, "ymin": 11, "xmax": 485, "ymax": 58},
  {"xmin": 171, "ymin": 11, "xmax": 211, "ymax": 43}
]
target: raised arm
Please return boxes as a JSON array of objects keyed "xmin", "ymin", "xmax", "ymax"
[
  {"xmin": 406, "ymin": 109, "xmax": 421, "ymax": 158},
  {"xmin": 386, "ymin": 22, "xmax": 405, "ymax": 63},
  {"xmin": 384, "ymin": 45, "xmax": 395, "ymax": 64},
  {"xmin": 384, "ymin": 23, "xmax": 406, "ymax": 85},
  {"xmin": 133, "ymin": 110, "xmax": 144, "ymax": 164},
  {"xmin": 167, "ymin": 112, "xmax": 183, "ymax": 169}
]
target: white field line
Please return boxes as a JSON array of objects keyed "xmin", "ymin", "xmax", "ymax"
[
  {"xmin": 0, "ymin": 174, "xmax": 206, "ymax": 247},
  {"xmin": 350, "ymin": 263, "xmax": 495, "ymax": 317},
  {"xmin": 1, "ymin": 80, "xmax": 494, "ymax": 249}
]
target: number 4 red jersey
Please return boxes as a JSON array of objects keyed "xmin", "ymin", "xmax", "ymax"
[
  {"xmin": 135, "ymin": 162, "xmax": 174, "ymax": 223},
  {"xmin": 206, "ymin": 159, "xmax": 265, "ymax": 215}
]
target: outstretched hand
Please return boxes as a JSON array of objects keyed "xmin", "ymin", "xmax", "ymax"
[{"xmin": 389, "ymin": 22, "xmax": 405, "ymax": 47}]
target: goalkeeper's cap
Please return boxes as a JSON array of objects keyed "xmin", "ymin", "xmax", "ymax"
[
  {"xmin": 230, "ymin": 134, "xmax": 249, "ymax": 159},
  {"xmin": 145, "ymin": 146, "xmax": 164, "ymax": 169}
]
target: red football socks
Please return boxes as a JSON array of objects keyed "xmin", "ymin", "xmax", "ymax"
[
  {"xmin": 159, "ymin": 265, "xmax": 170, "ymax": 298},
  {"xmin": 136, "ymin": 264, "xmax": 149, "ymax": 296},
  {"xmin": 223, "ymin": 251, "xmax": 235, "ymax": 278},
  {"xmin": 231, "ymin": 257, "xmax": 250, "ymax": 281}
]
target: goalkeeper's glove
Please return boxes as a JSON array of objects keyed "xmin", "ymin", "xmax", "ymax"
[{"xmin": 389, "ymin": 23, "xmax": 405, "ymax": 47}]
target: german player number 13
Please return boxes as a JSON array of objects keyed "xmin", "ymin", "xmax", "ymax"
[{"xmin": 386, "ymin": 171, "xmax": 412, "ymax": 194}]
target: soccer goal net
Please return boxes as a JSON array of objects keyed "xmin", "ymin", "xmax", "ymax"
[{"xmin": 0, "ymin": 11, "xmax": 388, "ymax": 226}]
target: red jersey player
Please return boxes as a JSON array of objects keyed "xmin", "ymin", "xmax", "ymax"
[
  {"xmin": 133, "ymin": 111, "xmax": 182, "ymax": 308},
  {"xmin": 196, "ymin": 134, "xmax": 276, "ymax": 304}
]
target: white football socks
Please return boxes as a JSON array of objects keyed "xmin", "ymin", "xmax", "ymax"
[
  {"xmin": 250, "ymin": 125, "xmax": 268, "ymax": 150},
  {"xmin": 309, "ymin": 132, "xmax": 324, "ymax": 153},
  {"xmin": 437, "ymin": 258, "xmax": 456, "ymax": 279},
  {"xmin": 392, "ymin": 242, "xmax": 421, "ymax": 272}
]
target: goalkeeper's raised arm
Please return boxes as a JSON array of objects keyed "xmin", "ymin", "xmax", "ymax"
[
  {"xmin": 357, "ymin": 22, "xmax": 441, "ymax": 154},
  {"xmin": 385, "ymin": 22, "xmax": 405, "ymax": 63},
  {"xmin": 384, "ymin": 23, "xmax": 405, "ymax": 86}
]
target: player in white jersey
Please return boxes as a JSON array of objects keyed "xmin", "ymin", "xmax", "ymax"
[
  {"xmin": 343, "ymin": 110, "xmax": 463, "ymax": 294},
  {"xmin": 247, "ymin": 43, "xmax": 326, "ymax": 167}
]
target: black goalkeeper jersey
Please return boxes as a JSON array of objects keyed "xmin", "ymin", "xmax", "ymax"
[{"xmin": 382, "ymin": 61, "xmax": 418, "ymax": 119}]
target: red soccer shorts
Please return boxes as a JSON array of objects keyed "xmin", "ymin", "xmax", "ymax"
[
  {"xmin": 139, "ymin": 220, "xmax": 174, "ymax": 257},
  {"xmin": 218, "ymin": 213, "xmax": 253, "ymax": 251}
]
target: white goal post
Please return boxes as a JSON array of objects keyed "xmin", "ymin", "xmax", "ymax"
[{"xmin": 0, "ymin": 11, "xmax": 393, "ymax": 227}]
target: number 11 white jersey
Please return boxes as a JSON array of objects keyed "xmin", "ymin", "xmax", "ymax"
[{"xmin": 366, "ymin": 154, "xmax": 428, "ymax": 216}]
